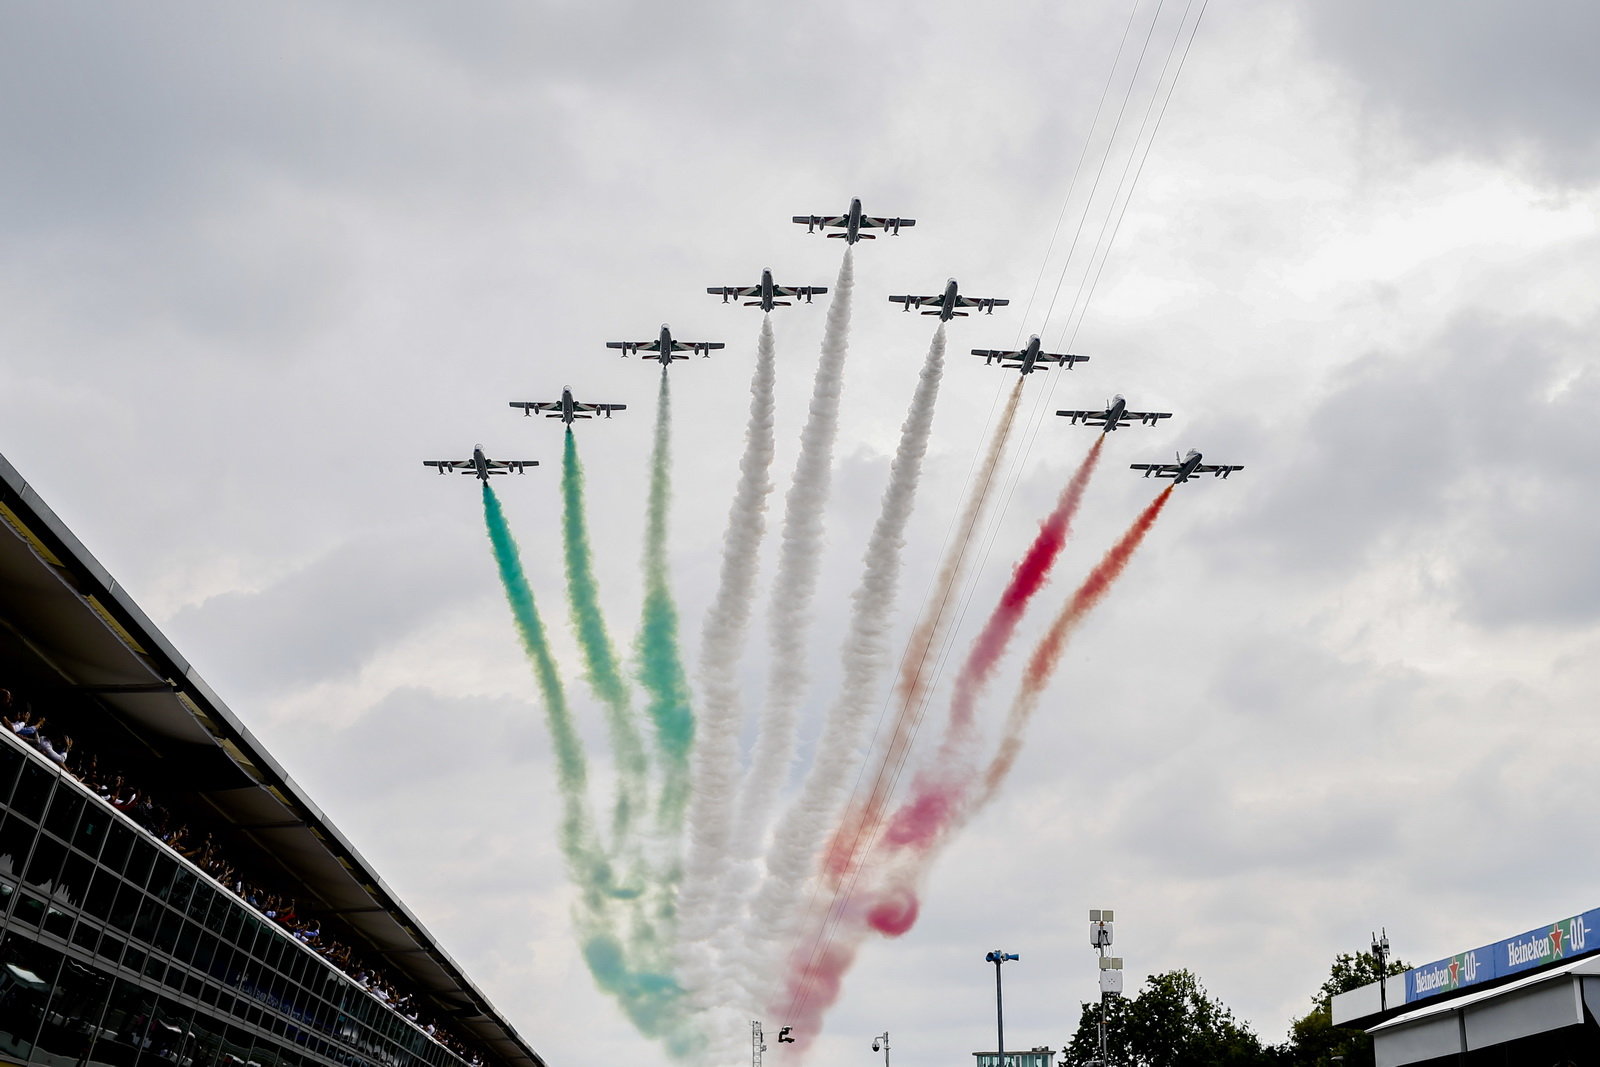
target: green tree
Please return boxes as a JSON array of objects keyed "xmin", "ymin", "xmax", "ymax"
[
  {"xmin": 1278, "ymin": 950, "xmax": 1410, "ymax": 1067},
  {"xmin": 1061, "ymin": 969, "xmax": 1277, "ymax": 1067}
]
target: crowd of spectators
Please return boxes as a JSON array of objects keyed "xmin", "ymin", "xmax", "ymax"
[{"xmin": 2, "ymin": 689, "xmax": 484, "ymax": 1067}]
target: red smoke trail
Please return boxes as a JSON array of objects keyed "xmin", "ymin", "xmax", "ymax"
[
  {"xmin": 946, "ymin": 434, "xmax": 1104, "ymax": 738},
  {"xmin": 980, "ymin": 484, "xmax": 1174, "ymax": 804},
  {"xmin": 821, "ymin": 380, "xmax": 1024, "ymax": 886},
  {"xmin": 782, "ymin": 486, "xmax": 1175, "ymax": 1041},
  {"xmin": 875, "ymin": 434, "xmax": 1106, "ymax": 854}
]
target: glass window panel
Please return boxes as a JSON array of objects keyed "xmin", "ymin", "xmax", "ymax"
[
  {"xmin": 0, "ymin": 741, "xmax": 22, "ymax": 806},
  {"xmin": 43, "ymin": 784, "xmax": 85, "ymax": 841},
  {"xmin": 12, "ymin": 890, "xmax": 45, "ymax": 927},
  {"xmin": 189, "ymin": 881, "xmax": 215, "ymax": 924},
  {"xmin": 153, "ymin": 905, "xmax": 185, "ymax": 948},
  {"xmin": 101, "ymin": 819, "xmax": 133, "ymax": 872},
  {"xmin": 148, "ymin": 853, "xmax": 181, "ymax": 902},
  {"xmin": 169, "ymin": 867, "xmax": 197, "ymax": 912},
  {"xmin": 71, "ymin": 918, "xmax": 101, "ymax": 950},
  {"xmin": 175, "ymin": 917, "xmax": 201, "ymax": 962},
  {"xmin": 42, "ymin": 895, "xmax": 73, "ymax": 938},
  {"xmin": 24, "ymin": 834, "xmax": 65, "ymax": 887},
  {"xmin": 83, "ymin": 865, "xmax": 119, "ymax": 920},
  {"xmin": 205, "ymin": 892, "xmax": 230, "ymax": 934},
  {"xmin": 142, "ymin": 953, "xmax": 166, "ymax": 983},
  {"xmin": 130, "ymin": 896, "xmax": 165, "ymax": 943},
  {"xmin": 108, "ymin": 884, "xmax": 143, "ymax": 932},
  {"xmin": 124, "ymin": 837, "xmax": 157, "ymax": 888},
  {"xmin": 12, "ymin": 759, "xmax": 54, "ymax": 822},
  {"xmin": 122, "ymin": 944, "xmax": 145, "ymax": 973},
  {"xmin": 0, "ymin": 811, "xmax": 36, "ymax": 879},
  {"xmin": 73, "ymin": 798, "xmax": 110, "ymax": 858},
  {"xmin": 57, "ymin": 851, "xmax": 94, "ymax": 909}
]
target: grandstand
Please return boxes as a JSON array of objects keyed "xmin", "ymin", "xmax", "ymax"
[{"xmin": 0, "ymin": 450, "xmax": 546, "ymax": 1067}]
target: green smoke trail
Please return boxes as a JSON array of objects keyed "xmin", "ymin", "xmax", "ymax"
[
  {"xmin": 562, "ymin": 429, "xmax": 650, "ymax": 840},
  {"xmin": 483, "ymin": 483, "xmax": 697, "ymax": 1055},
  {"xmin": 638, "ymin": 369, "xmax": 695, "ymax": 831}
]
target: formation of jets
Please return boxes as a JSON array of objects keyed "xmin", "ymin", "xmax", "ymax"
[
  {"xmin": 422, "ymin": 196, "xmax": 1243, "ymax": 486},
  {"xmin": 607, "ymin": 324, "xmax": 725, "ymax": 364}
]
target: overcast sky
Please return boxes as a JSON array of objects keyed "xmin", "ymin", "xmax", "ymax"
[{"xmin": 4, "ymin": 1, "xmax": 1600, "ymax": 1065}]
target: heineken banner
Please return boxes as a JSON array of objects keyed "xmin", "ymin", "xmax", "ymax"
[{"xmin": 1405, "ymin": 907, "xmax": 1600, "ymax": 1002}]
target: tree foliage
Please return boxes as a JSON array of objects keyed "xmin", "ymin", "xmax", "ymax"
[
  {"xmin": 1060, "ymin": 969, "xmax": 1275, "ymax": 1067},
  {"xmin": 1277, "ymin": 950, "xmax": 1410, "ymax": 1067},
  {"xmin": 1058, "ymin": 952, "xmax": 1410, "ymax": 1067}
]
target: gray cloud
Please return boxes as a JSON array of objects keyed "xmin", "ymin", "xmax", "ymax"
[
  {"xmin": 1209, "ymin": 307, "xmax": 1600, "ymax": 625},
  {"xmin": 1297, "ymin": 0, "xmax": 1600, "ymax": 186}
]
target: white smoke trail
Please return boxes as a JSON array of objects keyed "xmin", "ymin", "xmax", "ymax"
[
  {"xmin": 677, "ymin": 315, "xmax": 778, "ymax": 1014},
  {"xmin": 740, "ymin": 323, "xmax": 949, "ymax": 1008},
  {"xmin": 724, "ymin": 249, "xmax": 857, "ymax": 919}
]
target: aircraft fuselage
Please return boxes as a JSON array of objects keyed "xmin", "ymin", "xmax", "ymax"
[
  {"xmin": 938, "ymin": 278, "xmax": 961, "ymax": 322},
  {"xmin": 1102, "ymin": 395, "xmax": 1127, "ymax": 431},
  {"xmin": 472, "ymin": 446, "xmax": 491, "ymax": 482},
  {"xmin": 845, "ymin": 197, "xmax": 864, "ymax": 244},
  {"xmin": 1173, "ymin": 450, "xmax": 1204, "ymax": 482}
]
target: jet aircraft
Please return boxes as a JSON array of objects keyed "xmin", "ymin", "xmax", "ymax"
[
  {"xmin": 973, "ymin": 335, "xmax": 1088, "ymax": 374},
  {"xmin": 423, "ymin": 445, "xmax": 538, "ymax": 483},
  {"xmin": 707, "ymin": 268, "xmax": 828, "ymax": 312},
  {"xmin": 1130, "ymin": 450, "xmax": 1243, "ymax": 482},
  {"xmin": 890, "ymin": 279, "xmax": 1009, "ymax": 322},
  {"xmin": 792, "ymin": 198, "xmax": 916, "ymax": 244},
  {"xmin": 509, "ymin": 387, "xmax": 627, "ymax": 425},
  {"xmin": 606, "ymin": 324, "xmax": 725, "ymax": 363},
  {"xmin": 1057, "ymin": 395, "xmax": 1172, "ymax": 432}
]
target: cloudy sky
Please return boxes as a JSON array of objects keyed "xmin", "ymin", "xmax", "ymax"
[{"xmin": 4, "ymin": 1, "xmax": 1599, "ymax": 1064}]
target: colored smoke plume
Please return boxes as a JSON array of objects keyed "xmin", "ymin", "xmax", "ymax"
[
  {"xmin": 637, "ymin": 367, "xmax": 694, "ymax": 831},
  {"xmin": 821, "ymin": 378, "xmax": 1025, "ymax": 888},
  {"xmin": 562, "ymin": 428, "xmax": 649, "ymax": 842}
]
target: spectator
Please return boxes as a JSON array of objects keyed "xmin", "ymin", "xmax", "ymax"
[{"xmin": 37, "ymin": 733, "xmax": 72, "ymax": 767}]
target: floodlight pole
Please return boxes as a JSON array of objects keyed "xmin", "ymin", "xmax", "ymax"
[
  {"xmin": 985, "ymin": 950, "xmax": 1019, "ymax": 1066},
  {"xmin": 1089, "ymin": 910, "xmax": 1121, "ymax": 1067}
]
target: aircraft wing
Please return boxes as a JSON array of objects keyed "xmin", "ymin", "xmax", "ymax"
[
  {"xmin": 607, "ymin": 341, "xmax": 660, "ymax": 355},
  {"xmin": 1056, "ymin": 409, "xmax": 1112, "ymax": 425},
  {"xmin": 793, "ymin": 214, "xmax": 848, "ymax": 228},
  {"xmin": 573, "ymin": 401, "xmax": 627, "ymax": 416},
  {"xmin": 707, "ymin": 285, "xmax": 759, "ymax": 298},
  {"xmin": 1125, "ymin": 409, "xmax": 1172, "ymax": 425},
  {"xmin": 423, "ymin": 460, "xmax": 476, "ymax": 472},
  {"xmin": 773, "ymin": 284, "xmax": 827, "ymax": 299},
  {"xmin": 1130, "ymin": 462, "xmax": 1184, "ymax": 478},
  {"xmin": 670, "ymin": 341, "xmax": 725, "ymax": 355},
  {"xmin": 890, "ymin": 294, "xmax": 938, "ymax": 309},
  {"xmin": 1194, "ymin": 463, "xmax": 1244, "ymax": 478},
  {"xmin": 509, "ymin": 401, "xmax": 563, "ymax": 414},
  {"xmin": 955, "ymin": 296, "xmax": 1010, "ymax": 311},
  {"xmin": 971, "ymin": 348, "xmax": 1019, "ymax": 363},
  {"xmin": 484, "ymin": 460, "xmax": 538, "ymax": 474},
  {"xmin": 1036, "ymin": 351, "xmax": 1090, "ymax": 368},
  {"xmin": 860, "ymin": 216, "xmax": 915, "ymax": 231}
]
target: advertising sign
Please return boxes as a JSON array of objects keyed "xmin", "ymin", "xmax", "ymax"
[{"xmin": 1403, "ymin": 907, "xmax": 1600, "ymax": 1003}]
